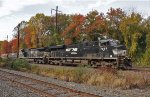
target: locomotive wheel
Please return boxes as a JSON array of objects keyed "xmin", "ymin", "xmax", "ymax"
[
  {"xmin": 43, "ymin": 59, "xmax": 48, "ymax": 64},
  {"xmin": 36, "ymin": 60, "xmax": 39, "ymax": 64},
  {"xmin": 59, "ymin": 62, "xmax": 63, "ymax": 66},
  {"xmin": 88, "ymin": 60, "xmax": 98, "ymax": 68},
  {"xmin": 111, "ymin": 62, "xmax": 118, "ymax": 69},
  {"xmin": 34, "ymin": 59, "xmax": 36, "ymax": 63}
]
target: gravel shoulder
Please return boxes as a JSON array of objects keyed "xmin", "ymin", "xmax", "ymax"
[
  {"xmin": 0, "ymin": 68, "xmax": 150, "ymax": 97},
  {"xmin": 0, "ymin": 76, "xmax": 41, "ymax": 97}
]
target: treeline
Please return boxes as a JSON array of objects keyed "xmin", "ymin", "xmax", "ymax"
[{"xmin": 0, "ymin": 8, "xmax": 150, "ymax": 66}]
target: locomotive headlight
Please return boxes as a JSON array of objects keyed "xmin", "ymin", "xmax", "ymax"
[
  {"xmin": 112, "ymin": 49, "xmax": 127, "ymax": 56},
  {"xmin": 121, "ymin": 50, "xmax": 127, "ymax": 56}
]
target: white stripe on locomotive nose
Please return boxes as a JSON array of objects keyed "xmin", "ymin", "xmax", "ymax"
[
  {"xmin": 101, "ymin": 47, "xmax": 107, "ymax": 51},
  {"xmin": 66, "ymin": 48, "xmax": 78, "ymax": 51}
]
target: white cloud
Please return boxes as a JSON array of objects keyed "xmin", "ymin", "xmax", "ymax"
[
  {"xmin": 56, "ymin": 0, "xmax": 117, "ymax": 14},
  {"xmin": 0, "ymin": 0, "xmax": 48, "ymax": 18},
  {"xmin": 0, "ymin": 0, "xmax": 150, "ymax": 41},
  {"xmin": 0, "ymin": 0, "xmax": 50, "ymax": 40},
  {"xmin": 0, "ymin": 15, "xmax": 21, "ymax": 40}
]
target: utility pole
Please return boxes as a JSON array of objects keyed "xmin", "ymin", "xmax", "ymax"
[
  {"xmin": 7, "ymin": 35, "xmax": 8, "ymax": 42},
  {"xmin": 5, "ymin": 35, "xmax": 9, "ymax": 58},
  {"xmin": 56, "ymin": 6, "xmax": 58, "ymax": 33},
  {"xmin": 51, "ymin": 6, "xmax": 61, "ymax": 33},
  {"xmin": 13, "ymin": 21, "xmax": 26, "ymax": 58},
  {"xmin": 17, "ymin": 24, "xmax": 20, "ymax": 58}
]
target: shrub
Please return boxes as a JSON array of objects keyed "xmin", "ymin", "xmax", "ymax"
[
  {"xmin": 0, "ymin": 58, "xmax": 5, "ymax": 67},
  {"xmin": 72, "ymin": 67, "xmax": 87, "ymax": 83},
  {"xmin": 0, "ymin": 58, "xmax": 13, "ymax": 68},
  {"xmin": 30, "ymin": 65, "xmax": 41, "ymax": 74},
  {"xmin": 22, "ymin": 64, "xmax": 150, "ymax": 89},
  {"xmin": 11, "ymin": 59, "xmax": 31, "ymax": 71},
  {"xmin": 0, "ymin": 57, "xmax": 2, "ymax": 62}
]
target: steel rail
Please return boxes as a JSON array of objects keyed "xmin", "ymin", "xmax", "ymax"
[{"xmin": 0, "ymin": 69, "xmax": 100, "ymax": 97}]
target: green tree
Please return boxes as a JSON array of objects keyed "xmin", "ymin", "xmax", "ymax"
[
  {"xmin": 83, "ymin": 10, "xmax": 106, "ymax": 41},
  {"xmin": 106, "ymin": 8, "xmax": 125, "ymax": 42},
  {"xmin": 13, "ymin": 21, "xmax": 27, "ymax": 51},
  {"xmin": 119, "ymin": 12, "xmax": 142, "ymax": 58},
  {"xmin": 28, "ymin": 13, "xmax": 51, "ymax": 47},
  {"xmin": 140, "ymin": 17, "xmax": 150, "ymax": 66}
]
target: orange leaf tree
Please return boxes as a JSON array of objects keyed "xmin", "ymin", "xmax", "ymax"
[
  {"xmin": 1, "ymin": 40, "xmax": 11, "ymax": 54},
  {"xmin": 10, "ymin": 39, "xmax": 18, "ymax": 53},
  {"xmin": 83, "ymin": 10, "xmax": 107, "ymax": 41},
  {"xmin": 62, "ymin": 14, "xmax": 85, "ymax": 45}
]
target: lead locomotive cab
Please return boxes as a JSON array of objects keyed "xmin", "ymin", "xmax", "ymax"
[
  {"xmin": 98, "ymin": 37, "xmax": 132, "ymax": 69},
  {"xmin": 99, "ymin": 38, "xmax": 125, "ymax": 57}
]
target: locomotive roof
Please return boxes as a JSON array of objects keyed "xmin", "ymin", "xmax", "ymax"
[
  {"xmin": 49, "ymin": 45, "xmax": 65, "ymax": 50},
  {"xmin": 99, "ymin": 39, "xmax": 110, "ymax": 43},
  {"xmin": 99, "ymin": 39, "xmax": 120, "ymax": 43},
  {"xmin": 24, "ymin": 47, "xmax": 48, "ymax": 51},
  {"xmin": 36, "ymin": 47, "xmax": 48, "ymax": 51}
]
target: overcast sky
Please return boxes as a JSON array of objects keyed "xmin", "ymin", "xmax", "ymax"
[{"xmin": 0, "ymin": 0, "xmax": 150, "ymax": 41}]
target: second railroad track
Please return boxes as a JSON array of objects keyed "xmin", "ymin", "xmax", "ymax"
[{"xmin": 0, "ymin": 69, "xmax": 100, "ymax": 97}]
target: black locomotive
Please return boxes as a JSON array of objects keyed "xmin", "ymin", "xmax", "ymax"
[{"xmin": 19, "ymin": 36, "xmax": 132, "ymax": 69}]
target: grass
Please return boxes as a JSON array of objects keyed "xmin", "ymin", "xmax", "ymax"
[
  {"xmin": 30, "ymin": 65, "xmax": 89, "ymax": 83},
  {"xmin": 29, "ymin": 66, "xmax": 150, "ymax": 89},
  {"xmin": 0, "ymin": 58, "xmax": 12, "ymax": 68},
  {"xmin": 0, "ymin": 58, "xmax": 31, "ymax": 71},
  {"xmin": 118, "ymin": 71, "xmax": 150, "ymax": 89},
  {"xmin": 0, "ymin": 58, "xmax": 150, "ymax": 89}
]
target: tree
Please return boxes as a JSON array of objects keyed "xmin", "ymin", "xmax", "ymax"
[
  {"xmin": 62, "ymin": 14, "xmax": 85, "ymax": 44},
  {"xmin": 13, "ymin": 21, "xmax": 27, "ymax": 57},
  {"xmin": 23, "ymin": 27, "xmax": 32, "ymax": 48},
  {"xmin": 10, "ymin": 39, "xmax": 18, "ymax": 53},
  {"xmin": 1, "ymin": 41, "xmax": 11, "ymax": 54},
  {"xmin": 0, "ymin": 41, "xmax": 3, "ymax": 55},
  {"xmin": 140, "ymin": 16, "xmax": 150, "ymax": 66},
  {"xmin": 84, "ymin": 10, "xmax": 106, "ymax": 41},
  {"xmin": 41, "ymin": 14, "xmax": 70, "ymax": 46},
  {"xmin": 119, "ymin": 12, "xmax": 142, "ymax": 57},
  {"xmin": 106, "ymin": 8, "xmax": 125, "ymax": 42},
  {"xmin": 28, "ymin": 13, "xmax": 52, "ymax": 47}
]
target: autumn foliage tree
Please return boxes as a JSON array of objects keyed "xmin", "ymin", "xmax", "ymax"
[
  {"xmin": 106, "ymin": 8, "xmax": 125, "ymax": 42},
  {"xmin": 119, "ymin": 12, "xmax": 142, "ymax": 58},
  {"xmin": 10, "ymin": 39, "xmax": 18, "ymax": 53},
  {"xmin": 62, "ymin": 14, "xmax": 85, "ymax": 45},
  {"xmin": 1, "ymin": 8, "xmax": 150, "ymax": 66},
  {"xmin": 23, "ymin": 27, "xmax": 32, "ymax": 48},
  {"xmin": 1, "ymin": 41, "xmax": 11, "ymax": 54},
  {"xmin": 84, "ymin": 10, "xmax": 107, "ymax": 41}
]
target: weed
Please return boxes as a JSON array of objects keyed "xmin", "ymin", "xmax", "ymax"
[
  {"xmin": 7, "ymin": 63, "xmax": 150, "ymax": 89},
  {"xmin": 11, "ymin": 59, "xmax": 31, "ymax": 71}
]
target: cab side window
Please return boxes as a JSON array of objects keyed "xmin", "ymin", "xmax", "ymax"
[
  {"xmin": 94, "ymin": 42, "xmax": 98, "ymax": 46},
  {"xmin": 85, "ymin": 43, "xmax": 89, "ymax": 46},
  {"xmin": 101, "ymin": 41, "xmax": 110, "ymax": 46}
]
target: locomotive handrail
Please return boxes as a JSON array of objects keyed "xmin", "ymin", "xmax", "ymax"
[
  {"xmin": 20, "ymin": 56, "xmax": 118, "ymax": 60},
  {"xmin": 47, "ymin": 57, "xmax": 118, "ymax": 60}
]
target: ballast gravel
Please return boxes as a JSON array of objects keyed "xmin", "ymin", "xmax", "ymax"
[
  {"xmin": 0, "ymin": 68, "xmax": 150, "ymax": 97},
  {"xmin": 0, "ymin": 78, "xmax": 41, "ymax": 97}
]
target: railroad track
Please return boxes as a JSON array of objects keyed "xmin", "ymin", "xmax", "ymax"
[
  {"xmin": 126, "ymin": 67, "xmax": 150, "ymax": 72},
  {"xmin": 0, "ymin": 69, "xmax": 100, "ymax": 97}
]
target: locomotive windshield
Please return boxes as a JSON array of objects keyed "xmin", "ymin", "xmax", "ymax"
[
  {"xmin": 109, "ymin": 40, "xmax": 120, "ymax": 46},
  {"xmin": 99, "ymin": 39, "xmax": 120, "ymax": 46}
]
